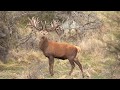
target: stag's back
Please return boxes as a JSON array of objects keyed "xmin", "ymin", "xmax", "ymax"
[{"xmin": 45, "ymin": 41, "xmax": 78, "ymax": 59}]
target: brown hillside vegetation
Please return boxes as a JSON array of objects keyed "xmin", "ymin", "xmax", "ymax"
[{"xmin": 0, "ymin": 11, "xmax": 120, "ymax": 79}]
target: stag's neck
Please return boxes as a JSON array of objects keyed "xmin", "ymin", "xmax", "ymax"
[{"xmin": 40, "ymin": 37, "xmax": 48, "ymax": 51}]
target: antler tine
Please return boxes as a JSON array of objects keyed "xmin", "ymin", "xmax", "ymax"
[
  {"xmin": 34, "ymin": 18, "xmax": 38, "ymax": 27},
  {"xmin": 28, "ymin": 17, "xmax": 32, "ymax": 25},
  {"xmin": 52, "ymin": 19, "xmax": 59, "ymax": 27},
  {"xmin": 25, "ymin": 17, "xmax": 32, "ymax": 28},
  {"xmin": 27, "ymin": 17, "xmax": 30, "ymax": 23},
  {"xmin": 36, "ymin": 17, "xmax": 40, "ymax": 27},
  {"xmin": 27, "ymin": 16, "xmax": 42, "ymax": 31},
  {"xmin": 51, "ymin": 22, "xmax": 54, "ymax": 27},
  {"xmin": 34, "ymin": 17, "xmax": 39, "ymax": 28},
  {"xmin": 26, "ymin": 17, "xmax": 30, "ymax": 27},
  {"xmin": 52, "ymin": 19, "xmax": 55, "ymax": 27},
  {"xmin": 32, "ymin": 16, "xmax": 35, "ymax": 21},
  {"xmin": 36, "ymin": 17, "xmax": 38, "ymax": 21},
  {"xmin": 40, "ymin": 21, "xmax": 44, "ymax": 29},
  {"xmin": 44, "ymin": 20, "xmax": 46, "ymax": 24},
  {"xmin": 44, "ymin": 20, "xmax": 47, "ymax": 29},
  {"xmin": 28, "ymin": 17, "xmax": 34, "ymax": 26},
  {"xmin": 29, "ymin": 17, "xmax": 36, "ymax": 27}
]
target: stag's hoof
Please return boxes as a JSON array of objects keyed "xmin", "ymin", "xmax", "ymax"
[
  {"xmin": 51, "ymin": 73, "xmax": 54, "ymax": 76},
  {"xmin": 82, "ymin": 74, "xmax": 85, "ymax": 78},
  {"xmin": 69, "ymin": 72, "xmax": 72, "ymax": 76}
]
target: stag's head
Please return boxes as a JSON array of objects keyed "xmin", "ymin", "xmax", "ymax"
[
  {"xmin": 27, "ymin": 17, "xmax": 49, "ymax": 38},
  {"xmin": 39, "ymin": 36, "xmax": 47, "ymax": 43},
  {"xmin": 39, "ymin": 30, "xmax": 48, "ymax": 38}
]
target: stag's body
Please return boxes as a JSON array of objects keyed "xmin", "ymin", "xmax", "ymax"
[{"xmin": 39, "ymin": 36, "xmax": 84, "ymax": 78}]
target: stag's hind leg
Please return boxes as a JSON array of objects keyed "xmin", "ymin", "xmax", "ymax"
[
  {"xmin": 74, "ymin": 58, "xmax": 84, "ymax": 78},
  {"xmin": 68, "ymin": 60, "xmax": 75, "ymax": 75},
  {"xmin": 48, "ymin": 56, "xmax": 54, "ymax": 76}
]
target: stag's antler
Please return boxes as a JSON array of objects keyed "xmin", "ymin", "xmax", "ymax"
[
  {"xmin": 51, "ymin": 19, "xmax": 64, "ymax": 36},
  {"xmin": 27, "ymin": 17, "xmax": 65, "ymax": 40},
  {"xmin": 27, "ymin": 17, "xmax": 43, "ymax": 31}
]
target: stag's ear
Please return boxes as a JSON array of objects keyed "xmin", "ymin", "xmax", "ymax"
[
  {"xmin": 41, "ymin": 36, "xmax": 46, "ymax": 39},
  {"xmin": 41, "ymin": 36, "xmax": 44, "ymax": 39}
]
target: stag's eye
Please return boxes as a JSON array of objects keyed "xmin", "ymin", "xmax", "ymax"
[
  {"xmin": 43, "ymin": 33, "xmax": 45, "ymax": 35},
  {"xmin": 41, "ymin": 36, "xmax": 45, "ymax": 39}
]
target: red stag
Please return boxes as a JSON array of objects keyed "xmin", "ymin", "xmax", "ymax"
[
  {"xmin": 39, "ymin": 36, "xmax": 84, "ymax": 78},
  {"xmin": 28, "ymin": 17, "xmax": 84, "ymax": 78}
]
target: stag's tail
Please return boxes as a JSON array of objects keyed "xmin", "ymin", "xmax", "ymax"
[{"xmin": 75, "ymin": 46, "xmax": 81, "ymax": 53}]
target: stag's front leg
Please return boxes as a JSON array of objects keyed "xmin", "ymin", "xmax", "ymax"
[{"xmin": 48, "ymin": 56, "xmax": 54, "ymax": 76}]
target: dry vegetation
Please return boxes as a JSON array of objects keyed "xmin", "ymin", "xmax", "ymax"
[{"xmin": 0, "ymin": 11, "xmax": 120, "ymax": 79}]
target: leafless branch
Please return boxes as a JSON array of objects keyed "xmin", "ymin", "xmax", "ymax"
[{"xmin": 16, "ymin": 30, "xmax": 34, "ymax": 48}]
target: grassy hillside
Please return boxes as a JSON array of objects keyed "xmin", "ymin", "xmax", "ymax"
[{"xmin": 0, "ymin": 11, "xmax": 120, "ymax": 79}]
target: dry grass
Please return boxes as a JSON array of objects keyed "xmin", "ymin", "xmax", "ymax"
[
  {"xmin": 0, "ymin": 49, "xmax": 87, "ymax": 79},
  {"xmin": 1, "ymin": 37, "xmax": 120, "ymax": 79},
  {"xmin": 1, "ymin": 31, "xmax": 120, "ymax": 79}
]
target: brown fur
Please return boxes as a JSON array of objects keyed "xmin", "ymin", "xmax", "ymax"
[{"xmin": 39, "ymin": 36, "xmax": 84, "ymax": 78}]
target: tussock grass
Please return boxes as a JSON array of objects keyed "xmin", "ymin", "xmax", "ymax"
[{"xmin": 1, "ymin": 33, "xmax": 119, "ymax": 79}]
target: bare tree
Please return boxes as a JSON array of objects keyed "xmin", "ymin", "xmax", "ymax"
[{"xmin": 66, "ymin": 11, "xmax": 103, "ymax": 40}]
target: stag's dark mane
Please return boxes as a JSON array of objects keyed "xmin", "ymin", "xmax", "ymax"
[{"xmin": 39, "ymin": 36, "xmax": 48, "ymax": 51}]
